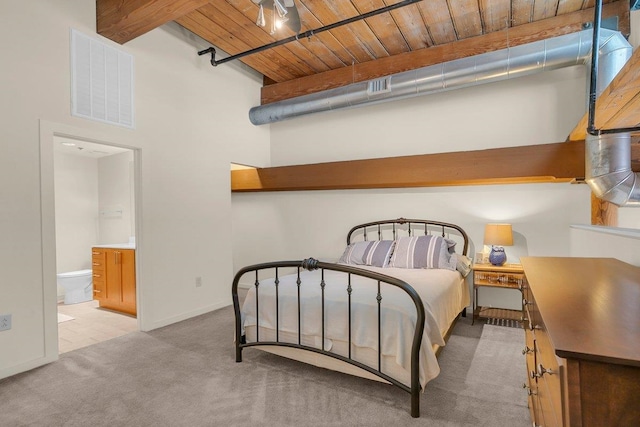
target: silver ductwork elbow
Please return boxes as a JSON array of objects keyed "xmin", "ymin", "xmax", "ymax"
[
  {"xmin": 586, "ymin": 134, "xmax": 640, "ymax": 206},
  {"xmin": 584, "ymin": 30, "xmax": 637, "ymax": 207}
]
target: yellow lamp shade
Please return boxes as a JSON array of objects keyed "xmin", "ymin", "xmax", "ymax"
[{"xmin": 484, "ymin": 223, "xmax": 513, "ymax": 246}]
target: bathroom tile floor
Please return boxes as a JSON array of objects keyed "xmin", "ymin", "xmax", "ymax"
[{"xmin": 57, "ymin": 300, "xmax": 137, "ymax": 354}]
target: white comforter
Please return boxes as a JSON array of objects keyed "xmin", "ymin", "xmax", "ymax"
[{"xmin": 241, "ymin": 265, "xmax": 468, "ymax": 387}]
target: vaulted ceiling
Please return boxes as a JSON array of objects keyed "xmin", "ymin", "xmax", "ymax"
[
  {"xmin": 98, "ymin": 0, "xmax": 632, "ymax": 105},
  {"xmin": 96, "ymin": 0, "xmax": 639, "ymax": 141}
]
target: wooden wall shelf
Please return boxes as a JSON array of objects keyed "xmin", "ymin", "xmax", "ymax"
[{"xmin": 231, "ymin": 141, "xmax": 586, "ymax": 192}]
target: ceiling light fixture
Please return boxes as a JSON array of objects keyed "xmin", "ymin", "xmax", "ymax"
[
  {"xmin": 273, "ymin": 0, "xmax": 288, "ymax": 19},
  {"xmin": 269, "ymin": 3, "xmax": 277, "ymax": 35},
  {"xmin": 253, "ymin": 0, "xmax": 295, "ymax": 35},
  {"xmin": 256, "ymin": 4, "xmax": 265, "ymax": 27}
]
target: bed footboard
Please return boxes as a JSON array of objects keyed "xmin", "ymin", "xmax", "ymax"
[{"xmin": 232, "ymin": 257, "xmax": 426, "ymax": 418}]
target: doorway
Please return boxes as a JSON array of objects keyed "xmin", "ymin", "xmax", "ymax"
[{"xmin": 52, "ymin": 136, "xmax": 139, "ymax": 353}]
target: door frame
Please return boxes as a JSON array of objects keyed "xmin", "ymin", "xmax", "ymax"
[{"xmin": 39, "ymin": 120, "xmax": 143, "ymax": 360}]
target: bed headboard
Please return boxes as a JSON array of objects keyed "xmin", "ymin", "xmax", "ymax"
[{"xmin": 346, "ymin": 218, "xmax": 469, "ymax": 256}]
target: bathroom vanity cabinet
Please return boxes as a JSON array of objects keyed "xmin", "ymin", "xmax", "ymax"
[{"xmin": 92, "ymin": 247, "xmax": 136, "ymax": 316}]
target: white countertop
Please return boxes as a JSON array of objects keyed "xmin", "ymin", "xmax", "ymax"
[{"xmin": 93, "ymin": 243, "xmax": 136, "ymax": 249}]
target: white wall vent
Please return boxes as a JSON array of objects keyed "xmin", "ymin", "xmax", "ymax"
[
  {"xmin": 368, "ymin": 77, "xmax": 391, "ymax": 95},
  {"xmin": 70, "ymin": 29, "xmax": 135, "ymax": 129}
]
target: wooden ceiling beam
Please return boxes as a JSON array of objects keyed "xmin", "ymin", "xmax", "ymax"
[
  {"xmin": 260, "ymin": 1, "xmax": 628, "ymax": 105},
  {"xmin": 231, "ymin": 142, "xmax": 587, "ymax": 192},
  {"xmin": 97, "ymin": 0, "xmax": 208, "ymax": 44},
  {"xmin": 569, "ymin": 45, "xmax": 640, "ymax": 141}
]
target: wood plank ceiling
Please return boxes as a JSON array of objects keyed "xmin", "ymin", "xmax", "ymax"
[
  {"xmin": 99, "ymin": 0, "xmax": 629, "ymax": 105},
  {"xmin": 97, "ymin": 0, "xmax": 639, "ymax": 196}
]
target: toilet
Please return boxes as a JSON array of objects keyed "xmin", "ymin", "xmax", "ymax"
[{"xmin": 57, "ymin": 269, "xmax": 93, "ymax": 304}]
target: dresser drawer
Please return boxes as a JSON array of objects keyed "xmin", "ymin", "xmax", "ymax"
[
  {"xmin": 92, "ymin": 250, "xmax": 106, "ymax": 268},
  {"xmin": 92, "ymin": 248, "xmax": 106, "ymax": 257},
  {"xmin": 534, "ymin": 325, "xmax": 564, "ymax": 426},
  {"xmin": 92, "ymin": 248, "xmax": 107, "ymax": 301},
  {"xmin": 92, "ymin": 270, "xmax": 105, "ymax": 283},
  {"xmin": 527, "ymin": 386, "xmax": 541, "ymax": 427},
  {"xmin": 524, "ymin": 329, "xmax": 536, "ymax": 372},
  {"xmin": 92, "ymin": 279, "xmax": 105, "ymax": 300},
  {"xmin": 92, "ymin": 271, "xmax": 106, "ymax": 300}
]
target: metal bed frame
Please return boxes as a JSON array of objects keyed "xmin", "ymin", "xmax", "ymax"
[{"xmin": 231, "ymin": 218, "xmax": 469, "ymax": 418}]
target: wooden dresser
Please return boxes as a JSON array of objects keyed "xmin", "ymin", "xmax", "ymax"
[{"xmin": 520, "ymin": 257, "xmax": 640, "ymax": 427}]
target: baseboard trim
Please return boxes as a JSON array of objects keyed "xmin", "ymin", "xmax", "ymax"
[
  {"xmin": 144, "ymin": 299, "xmax": 231, "ymax": 332},
  {"xmin": 0, "ymin": 353, "xmax": 59, "ymax": 380}
]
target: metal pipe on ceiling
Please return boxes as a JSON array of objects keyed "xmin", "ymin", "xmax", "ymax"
[{"xmin": 198, "ymin": 0, "xmax": 423, "ymax": 67}]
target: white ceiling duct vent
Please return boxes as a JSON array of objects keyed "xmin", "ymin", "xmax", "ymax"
[
  {"xmin": 70, "ymin": 29, "xmax": 135, "ymax": 129},
  {"xmin": 368, "ymin": 77, "xmax": 391, "ymax": 95}
]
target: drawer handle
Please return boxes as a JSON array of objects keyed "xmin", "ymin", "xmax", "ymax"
[
  {"xmin": 93, "ymin": 262, "xmax": 101, "ymax": 266},
  {"xmin": 537, "ymin": 363, "xmax": 555, "ymax": 377},
  {"xmin": 92, "ymin": 252, "xmax": 100, "ymax": 255},
  {"xmin": 93, "ymin": 290, "xmax": 101, "ymax": 293},
  {"xmin": 530, "ymin": 369, "xmax": 539, "ymax": 379},
  {"xmin": 519, "ymin": 283, "xmax": 528, "ymax": 291},
  {"xmin": 93, "ymin": 274, "xmax": 101, "ymax": 278},
  {"xmin": 522, "ymin": 346, "xmax": 533, "ymax": 355},
  {"xmin": 522, "ymin": 383, "xmax": 537, "ymax": 396},
  {"xmin": 522, "ymin": 298, "xmax": 533, "ymax": 306}
]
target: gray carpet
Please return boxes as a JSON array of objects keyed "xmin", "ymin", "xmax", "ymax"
[{"xmin": 0, "ymin": 306, "xmax": 529, "ymax": 426}]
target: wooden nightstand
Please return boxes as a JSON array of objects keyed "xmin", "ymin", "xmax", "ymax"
[{"xmin": 472, "ymin": 263, "xmax": 526, "ymax": 325}]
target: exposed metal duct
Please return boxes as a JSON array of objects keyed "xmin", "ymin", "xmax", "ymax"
[
  {"xmin": 250, "ymin": 28, "xmax": 616, "ymax": 125},
  {"xmin": 250, "ymin": 27, "xmax": 637, "ymax": 205},
  {"xmin": 584, "ymin": 28, "xmax": 637, "ymax": 206},
  {"xmin": 586, "ymin": 134, "xmax": 640, "ymax": 206}
]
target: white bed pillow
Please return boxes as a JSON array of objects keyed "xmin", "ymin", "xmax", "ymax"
[
  {"xmin": 338, "ymin": 240, "xmax": 396, "ymax": 267},
  {"xmin": 452, "ymin": 254, "xmax": 472, "ymax": 277},
  {"xmin": 389, "ymin": 235, "xmax": 456, "ymax": 270}
]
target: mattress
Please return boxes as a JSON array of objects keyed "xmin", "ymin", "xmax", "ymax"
[{"xmin": 241, "ymin": 265, "xmax": 469, "ymax": 388}]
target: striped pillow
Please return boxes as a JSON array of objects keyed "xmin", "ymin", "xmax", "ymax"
[
  {"xmin": 338, "ymin": 241, "xmax": 369, "ymax": 265},
  {"xmin": 361, "ymin": 240, "xmax": 395, "ymax": 267},
  {"xmin": 389, "ymin": 235, "xmax": 455, "ymax": 270},
  {"xmin": 338, "ymin": 240, "xmax": 396, "ymax": 267}
]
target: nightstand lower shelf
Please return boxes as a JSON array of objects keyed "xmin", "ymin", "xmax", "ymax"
[{"xmin": 474, "ymin": 306, "xmax": 522, "ymax": 323}]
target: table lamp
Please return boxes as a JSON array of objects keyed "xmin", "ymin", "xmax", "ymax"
[{"xmin": 484, "ymin": 223, "xmax": 513, "ymax": 266}]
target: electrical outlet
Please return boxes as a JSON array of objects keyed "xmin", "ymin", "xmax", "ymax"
[
  {"xmin": 195, "ymin": 277, "xmax": 202, "ymax": 288},
  {"xmin": 0, "ymin": 314, "xmax": 12, "ymax": 331}
]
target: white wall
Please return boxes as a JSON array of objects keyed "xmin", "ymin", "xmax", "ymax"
[
  {"xmin": 233, "ymin": 184, "xmax": 592, "ymax": 266},
  {"xmin": 232, "ymin": 64, "xmax": 593, "ymax": 314},
  {"xmin": 570, "ymin": 226, "xmax": 640, "ymax": 266},
  {"xmin": 233, "ymin": 16, "xmax": 640, "ymax": 311},
  {"xmin": 53, "ymin": 151, "xmax": 99, "ymax": 273},
  {"xmin": 269, "ymin": 65, "xmax": 586, "ymax": 165},
  {"xmin": 98, "ymin": 151, "xmax": 135, "ymax": 244},
  {"xmin": 0, "ymin": 1, "xmax": 269, "ymax": 379},
  {"xmin": 233, "ymin": 183, "xmax": 592, "ymax": 310}
]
